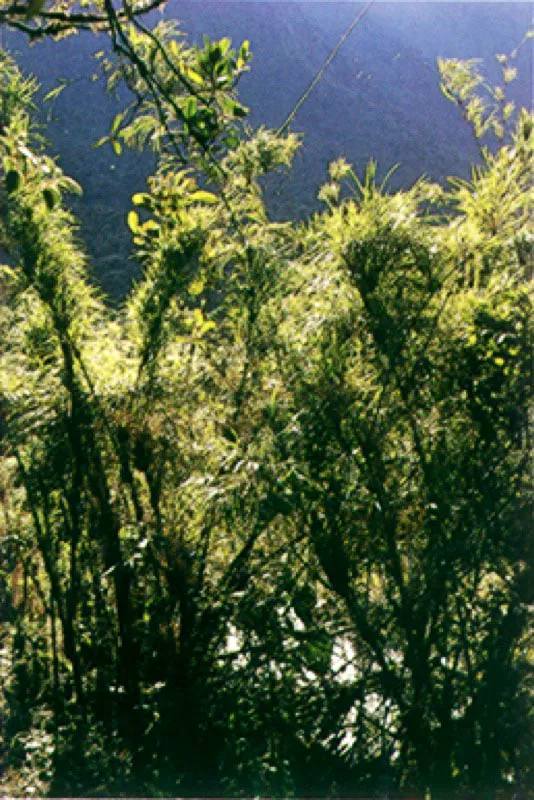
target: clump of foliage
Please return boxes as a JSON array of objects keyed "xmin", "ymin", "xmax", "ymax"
[{"xmin": 0, "ymin": 7, "xmax": 532, "ymax": 798}]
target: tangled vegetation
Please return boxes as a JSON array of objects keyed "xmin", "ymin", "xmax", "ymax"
[{"xmin": 0, "ymin": 4, "xmax": 532, "ymax": 796}]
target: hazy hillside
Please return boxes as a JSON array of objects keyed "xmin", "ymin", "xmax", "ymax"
[{"xmin": 2, "ymin": 2, "xmax": 531, "ymax": 297}]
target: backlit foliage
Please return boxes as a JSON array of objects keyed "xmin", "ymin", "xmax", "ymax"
[{"xmin": 0, "ymin": 20, "xmax": 531, "ymax": 798}]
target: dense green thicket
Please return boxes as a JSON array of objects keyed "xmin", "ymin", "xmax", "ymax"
[{"xmin": 0, "ymin": 6, "xmax": 532, "ymax": 797}]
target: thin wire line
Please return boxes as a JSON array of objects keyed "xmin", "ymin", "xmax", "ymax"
[{"xmin": 277, "ymin": 0, "xmax": 376, "ymax": 136}]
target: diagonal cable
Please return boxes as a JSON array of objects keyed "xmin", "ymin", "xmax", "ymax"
[{"xmin": 277, "ymin": 0, "xmax": 376, "ymax": 136}]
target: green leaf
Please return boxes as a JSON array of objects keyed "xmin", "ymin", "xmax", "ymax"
[
  {"xmin": 43, "ymin": 83, "xmax": 68, "ymax": 103},
  {"xmin": 111, "ymin": 111, "xmax": 125, "ymax": 135},
  {"xmin": 492, "ymin": 121, "xmax": 504, "ymax": 140},
  {"xmin": 221, "ymin": 98, "xmax": 249, "ymax": 119},
  {"xmin": 61, "ymin": 177, "xmax": 83, "ymax": 196},
  {"xmin": 502, "ymin": 102, "xmax": 515, "ymax": 122},
  {"xmin": 111, "ymin": 138, "xmax": 122, "ymax": 156},
  {"xmin": 92, "ymin": 135, "xmax": 110, "ymax": 149},
  {"xmin": 222, "ymin": 133, "xmax": 239, "ymax": 149},
  {"xmin": 183, "ymin": 97, "xmax": 198, "ymax": 120},
  {"xmin": 219, "ymin": 37, "xmax": 232, "ymax": 56}
]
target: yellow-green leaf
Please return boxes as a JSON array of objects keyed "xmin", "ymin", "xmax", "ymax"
[
  {"xmin": 140, "ymin": 220, "xmax": 160, "ymax": 236},
  {"xmin": 189, "ymin": 190, "xmax": 218, "ymax": 205},
  {"xmin": 185, "ymin": 67, "xmax": 204, "ymax": 86},
  {"xmin": 188, "ymin": 276, "xmax": 206, "ymax": 296},
  {"xmin": 503, "ymin": 67, "xmax": 517, "ymax": 84},
  {"xmin": 200, "ymin": 320, "xmax": 216, "ymax": 334},
  {"xmin": 43, "ymin": 83, "xmax": 68, "ymax": 103},
  {"xmin": 132, "ymin": 193, "xmax": 152, "ymax": 207},
  {"xmin": 127, "ymin": 211, "xmax": 140, "ymax": 233},
  {"xmin": 92, "ymin": 136, "xmax": 109, "ymax": 149}
]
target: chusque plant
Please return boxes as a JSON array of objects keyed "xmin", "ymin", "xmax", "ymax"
[{"xmin": 0, "ymin": 4, "xmax": 532, "ymax": 797}]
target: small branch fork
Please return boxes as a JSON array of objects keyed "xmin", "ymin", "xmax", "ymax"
[{"xmin": 0, "ymin": 0, "xmax": 167, "ymax": 39}]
